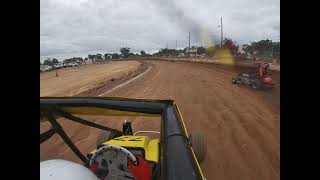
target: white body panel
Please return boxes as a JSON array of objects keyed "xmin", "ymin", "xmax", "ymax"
[{"xmin": 40, "ymin": 159, "xmax": 98, "ymax": 180}]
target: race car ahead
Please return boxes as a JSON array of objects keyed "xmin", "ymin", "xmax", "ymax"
[{"xmin": 232, "ymin": 61, "xmax": 274, "ymax": 89}]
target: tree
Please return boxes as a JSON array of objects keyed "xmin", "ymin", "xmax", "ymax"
[
  {"xmin": 250, "ymin": 39, "xmax": 278, "ymax": 54},
  {"xmin": 140, "ymin": 50, "xmax": 146, "ymax": 57},
  {"xmin": 104, "ymin": 53, "xmax": 111, "ymax": 60},
  {"xmin": 52, "ymin": 58, "xmax": 59, "ymax": 64},
  {"xmin": 96, "ymin": 54, "xmax": 103, "ymax": 60},
  {"xmin": 249, "ymin": 39, "xmax": 278, "ymax": 55},
  {"xmin": 272, "ymin": 42, "xmax": 280, "ymax": 53},
  {"xmin": 222, "ymin": 38, "xmax": 239, "ymax": 54},
  {"xmin": 63, "ymin": 57, "xmax": 83, "ymax": 64},
  {"xmin": 43, "ymin": 58, "xmax": 53, "ymax": 66},
  {"xmin": 88, "ymin": 54, "xmax": 94, "ymax": 61},
  {"xmin": 154, "ymin": 48, "xmax": 179, "ymax": 57},
  {"xmin": 77, "ymin": 57, "xmax": 84, "ymax": 62},
  {"xmin": 120, "ymin": 47, "xmax": 130, "ymax": 58},
  {"xmin": 197, "ymin": 46, "xmax": 206, "ymax": 54},
  {"xmin": 112, "ymin": 53, "xmax": 120, "ymax": 59},
  {"xmin": 240, "ymin": 39, "xmax": 280, "ymax": 62},
  {"xmin": 242, "ymin": 44, "xmax": 254, "ymax": 55}
]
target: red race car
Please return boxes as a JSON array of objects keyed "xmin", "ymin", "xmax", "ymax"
[{"xmin": 232, "ymin": 62, "xmax": 274, "ymax": 89}]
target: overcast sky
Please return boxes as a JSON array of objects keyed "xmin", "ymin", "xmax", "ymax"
[{"xmin": 40, "ymin": 0, "xmax": 280, "ymax": 60}]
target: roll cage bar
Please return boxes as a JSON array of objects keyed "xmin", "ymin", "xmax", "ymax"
[{"xmin": 40, "ymin": 97, "xmax": 204, "ymax": 180}]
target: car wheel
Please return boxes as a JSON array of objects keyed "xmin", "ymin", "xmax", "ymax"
[
  {"xmin": 190, "ymin": 131, "xmax": 207, "ymax": 163},
  {"xmin": 251, "ymin": 80, "xmax": 261, "ymax": 89},
  {"xmin": 232, "ymin": 78, "xmax": 236, "ymax": 84}
]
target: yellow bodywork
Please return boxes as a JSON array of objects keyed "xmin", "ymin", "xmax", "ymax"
[{"xmin": 90, "ymin": 135, "xmax": 160, "ymax": 163}]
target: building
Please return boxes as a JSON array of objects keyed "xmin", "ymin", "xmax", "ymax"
[
  {"xmin": 186, "ymin": 47, "xmax": 197, "ymax": 57},
  {"xmin": 83, "ymin": 58, "xmax": 93, "ymax": 64},
  {"xmin": 178, "ymin": 53, "xmax": 185, "ymax": 57},
  {"xmin": 106, "ymin": 54, "xmax": 112, "ymax": 59}
]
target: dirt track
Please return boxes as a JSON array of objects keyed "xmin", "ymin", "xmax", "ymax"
[
  {"xmin": 40, "ymin": 60, "xmax": 280, "ymax": 180},
  {"xmin": 40, "ymin": 61, "xmax": 141, "ymax": 96}
]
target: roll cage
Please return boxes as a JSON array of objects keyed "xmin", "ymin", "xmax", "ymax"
[{"xmin": 40, "ymin": 97, "xmax": 205, "ymax": 180}]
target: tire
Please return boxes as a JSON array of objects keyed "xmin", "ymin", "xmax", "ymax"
[
  {"xmin": 96, "ymin": 131, "xmax": 119, "ymax": 147},
  {"xmin": 251, "ymin": 80, "xmax": 261, "ymax": 89},
  {"xmin": 232, "ymin": 78, "xmax": 236, "ymax": 84},
  {"xmin": 190, "ymin": 131, "xmax": 207, "ymax": 163}
]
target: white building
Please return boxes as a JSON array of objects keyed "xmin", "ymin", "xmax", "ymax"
[
  {"xmin": 186, "ymin": 47, "xmax": 197, "ymax": 57},
  {"xmin": 83, "ymin": 59, "xmax": 93, "ymax": 64}
]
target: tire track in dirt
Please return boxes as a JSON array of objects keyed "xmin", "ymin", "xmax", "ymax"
[
  {"xmin": 185, "ymin": 63, "xmax": 279, "ymax": 143},
  {"xmin": 197, "ymin": 64, "xmax": 280, "ymax": 179},
  {"xmin": 104, "ymin": 60, "xmax": 279, "ymax": 180},
  {"xmin": 197, "ymin": 82, "xmax": 266, "ymax": 179},
  {"xmin": 191, "ymin": 62, "xmax": 280, "ymax": 114},
  {"xmin": 78, "ymin": 61, "xmax": 150, "ymax": 96},
  {"xmin": 214, "ymin": 93, "xmax": 280, "ymax": 179},
  {"xmin": 209, "ymin": 77, "xmax": 278, "ymax": 142},
  {"xmin": 202, "ymin": 66, "xmax": 279, "ymax": 138}
]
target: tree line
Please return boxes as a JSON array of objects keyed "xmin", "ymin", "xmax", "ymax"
[
  {"xmin": 41, "ymin": 47, "xmax": 152, "ymax": 66},
  {"xmin": 242, "ymin": 40, "xmax": 280, "ymax": 54},
  {"xmin": 153, "ymin": 38, "xmax": 279, "ymax": 58},
  {"xmin": 41, "ymin": 38, "xmax": 279, "ymax": 65}
]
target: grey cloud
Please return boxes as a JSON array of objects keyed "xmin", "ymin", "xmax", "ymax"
[{"xmin": 40, "ymin": 0, "xmax": 279, "ymax": 59}]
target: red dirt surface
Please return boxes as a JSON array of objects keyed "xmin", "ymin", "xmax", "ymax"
[
  {"xmin": 40, "ymin": 60, "xmax": 279, "ymax": 180},
  {"xmin": 40, "ymin": 61, "xmax": 141, "ymax": 96}
]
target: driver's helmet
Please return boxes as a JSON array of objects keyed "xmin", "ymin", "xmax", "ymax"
[{"xmin": 40, "ymin": 159, "xmax": 98, "ymax": 180}]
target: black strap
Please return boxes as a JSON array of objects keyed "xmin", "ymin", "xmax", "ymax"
[{"xmin": 40, "ymin": 128, "xmax": 56, "ymax": 144}]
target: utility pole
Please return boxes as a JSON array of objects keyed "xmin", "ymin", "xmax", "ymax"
[
  {"xmin": 188, "ymin": 32, "xmax": 191, "ymax": 49},
  {"xmin": 176, "ymin": 40, "xmax": 178, "ymax": 49},
  {"xmin": 220, "ymin": 17, "xmax": 223, "ymax": 48}
]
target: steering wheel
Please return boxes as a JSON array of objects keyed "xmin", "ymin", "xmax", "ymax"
[{"xmin": 89, "ymin": 144, "xmax": 137, "ymax": 180}]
